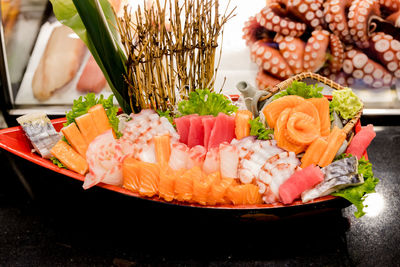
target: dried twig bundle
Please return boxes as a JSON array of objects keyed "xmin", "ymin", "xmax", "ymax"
[{"xmin": 117, "ymin": 0, "xmax": 235, "ymax": 112}]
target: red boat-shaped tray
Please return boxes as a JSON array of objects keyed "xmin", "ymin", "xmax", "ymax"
[{"xmin": 0, "ymin": 117, "xmax": 363, "ymax": 210}]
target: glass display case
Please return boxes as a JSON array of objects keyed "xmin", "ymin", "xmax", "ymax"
[{"xmin": 0, "ymin": 0, "xmax": 399, "ymax": 127}]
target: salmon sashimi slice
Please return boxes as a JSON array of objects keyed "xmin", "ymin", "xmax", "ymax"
[
  {"xmin": 318, "ymin": 126, "xmax": 347, "ymax": 167},
  {"xmin": 244, "ymin": 184, "xmax": 263, "ymax": 205},
  {"xmin": 175, "ymin": 166, "xmax": 203, "ymax": 202},
  {"xmin": 159, "ymin": 166, "xmax": 184, "ymax": 202},
  {"xmin": 307, "ymin": 98, "xmax": 331, "ymax": 137},
  {"xmin": 154, "ymin": 134, "xmax": 171, "ymax": 164},
  {"xmin": 300, "ymin": 137, "xmax": 328, "ymax": 168},
  {"xmin": 88, "ymin": 104, "xmax": 112, "ymax": 135},
  {"xmin": 262, "ymin": 95, "xmax": 305, "ymax": 128},
  {"xmin": 137, "ymin": 161, "xmax": 160, "ymax": 197},
  {"xmin": 279, "ymin": 129, "xmax": 307, "ymax": 154},
  {"xmin": 274, "ymin": 108, "xmax": 306, "ymax": 154},
  {"xmin": 122, "ymin": 157, "xmax": 141, "ymax": 192},
  {"xmin": 192, "ymin": 173, "xmax": 214, "ymax": 205},
  {"xmin": 51, "ymin": 140, "xmax": 88, "ymax": 175},
  {"xmin": 208, "ymin": 176, "xmax": 234, "ymax": 205},
  {"xmin": 292, "ymin": 101, "xmax": 320, "ymax": 132},
  {"xmin": 286, "ymin": 112, "xmax": 320, "ymax": 145},
  {"xmin": 225, "ymin": 183, "xmax": 247, "ymax": 205},
  {"xmin": 235, "ymin": 110, "xmax": 253, "ymax": 140},
  {"xmin": 61, "ymin": 122, "xmax": 88, "ymax": 158}
]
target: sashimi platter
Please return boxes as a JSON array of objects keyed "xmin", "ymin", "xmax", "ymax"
[{"xmin": 0, "ymin": 0, "xmax": 381, "ymax": 218}]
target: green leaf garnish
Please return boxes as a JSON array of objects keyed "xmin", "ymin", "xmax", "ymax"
[
  {"xmin": 330, "ymin": 88, "xmax": 363, "ymax": 120},
  {"xmin": 65, "ymin": 93, "xmax": 121, "ymax": 138},
  {"xmin": 273, "ymin": 81, "xmax": 323, "ymax": 100},
  {"xmin": 157, "ymin": 110, "xmax": 174, "ymax": 126},
  {"xmin": 177, "ymin": 89, "xmax": 238, "ymax": 117},
  {"xmin": 50, "ymin": 157, "xmax": 67, "ymax": 169},
  {"xmin": 332, "ymin": 154, "xmax": 380, "ymax": 218},
  {"xmin": 249, "ymin": 117, "xmax": 274, "ymax": 140}
]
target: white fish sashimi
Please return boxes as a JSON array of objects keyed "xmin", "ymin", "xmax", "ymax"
[
  {"xmin": 203, "ymin": 147, "xmax": 220, "ymax": 174},
  {"xmin": 219, "ymin": 142, "xmax": 239, "ymax": 179},
  {"xmin": 169, "ymin": 143, "xmax": 189, "ymax": 170},
  {"xmin": 186, "ymin": 145, "xmax": 207, "ymax": 169},
  {"xmin": 83, "ymin": 130, "xmax": 125, "ymax": 189}
]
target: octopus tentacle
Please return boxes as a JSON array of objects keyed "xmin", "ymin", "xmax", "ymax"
[
  {"xmin": 323, "ymin": 0, "xmax": 353, "ymax": 43},
  {"xmin": 250, "ymin": 40, "xmax": 294, "ymax": 79},
  {"xmin": 287, "ymin": 0, "xmax": 325, "ymax": 29},
  {"xmin": 347, "ymin": 0, "xmax": 381, "ymax": 48},
  {"xmin": 320, "ymin": 68, "xmax": 350, "ymax": 86},
  {"xmin": 303, "ymin": 30, "xmax": 330, "ymax": 72},
  {"xmin": 328, "ymin": 34, "xmax": 345, "ymax": 73},
  {"xmin": 367, "ymin": 32, "xmax": 400, "ymax": 78},
  {"xmin": 379, "ymin": 0, "xmax": 400, "ymax": 27},
  {"xmin": 256, "ymin": 3, "xmax": 307, "ymax": 37},
  {"xmin": 256, "ymin": 69, "xmax": 283, "ymax": 91},
  {"xmin": 343, "ymin": 49, "xmax": 394, "ymax": 88},
  {"xmin": 242, "ymin": 16, "xmax": 272, "ymax": 46},
  {"xmin": 274, "ymin": 34, "xmax": 305, "ymax": 74}
]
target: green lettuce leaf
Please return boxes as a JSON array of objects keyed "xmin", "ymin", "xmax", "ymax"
[
  {"xmin": 332, "ymin": 155, "xmax": 379, "ymax": 218},
  {"xmin": 65, "ymin": 93, "xmax": 121, "ymax": 137},
  {"xmin": 50, "ymin": 0, "xmax": 133, "ymax": 114},
  {"xmin": 50, "ymin": 157, "xmax": 67, "ymax": 169},
  {"xmin": 249, "ymin": 117, "xmax": 274, "ymax": 140},
  {"xmin": 177, "ymin": 89, "xmax": 238, "ymax": 116},
  {"xmin": 330, "ymin": 88, "xmax": 363, "ymax": 120},
  {"xmin": 273, "ymin": 81, "xmax": 323, "ymax": 100}
]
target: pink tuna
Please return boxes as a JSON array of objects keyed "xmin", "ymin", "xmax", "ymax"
[
  {"xmin": 174, "ymin": 114, "xmax": 198, "ymax": 145},
  {"xmin": 202, "ymin": 116, "xmax": 216, "ymax": 149},
  {"xmin": 188, "ymin": 115, "xmax": 205, "ymax": 148},
  {"xmin": 346, "ymin": 124, "xmax": 376, "ymax": 159},
  {"xmin": 208, "ymin": 113, "xmax": 235, "ymax": 149}
]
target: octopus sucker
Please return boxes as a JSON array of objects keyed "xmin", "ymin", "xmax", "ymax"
[
  {"xmin": 287, "ymin": 0, "xmax": 325, "ymax": 29},
  {"xmin": 256, "ymin": 69, "xmax": 283, "ymax": 91},
  {"xmin": 328, "ymin": 34, "xmax": 345, "ymax": 73},
  {"xmin": 242, "ymin": 16, "xmax": 272, "ymax": 46},
  {"xmin": 367, "ymin": 32, "xmax": 400, "ymax": 77},
  {"xmin": 323, "ymin": 0, "xmax": 353, "ymax": 43},
  {"xmin": 274, "ymin": 34, "xmax": 305, "ymax": 74},
  {"xmin": 303, "ymin": 30, "xmax": 330, "ymax": 72},
  {"xmin": 250, "ymin": 40, "xmax": 294, "ymax": 79},
  {"xmin": 257, "ymin": 3, "xmax": 306, "ymax": 37},
  {"xmin": 347, "ymin": 0, "xmax": 381, "ymax": 48},
  {"xmin": 344, "ymin": 49, "xmax": 394, "ymax": 87}
]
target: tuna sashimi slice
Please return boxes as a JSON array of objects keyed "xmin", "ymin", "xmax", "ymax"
[
  {"xmin": 208, "ymin": 113, "xmax": 235, "ymax": 149},
  {"xmin": 279, "ymin": 165, "xmax": 324, "ymax": 204},
  {"xmin": 346, "ymin": 124, "xmax": 376, "ymax": 159},
  {"xmin": 174, "ymin": 114, "xmax": 198, "ymax": 145},
  {"xmin": 188, "ymin": 115, "xmax": 205, "ymax": 148},
  {"xmin": 202, "ymin": 116, "xmax": 216, "ymax": 149}
]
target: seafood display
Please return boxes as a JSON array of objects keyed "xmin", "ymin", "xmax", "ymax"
[{"xmin": 243, "ymin": 0, "xmax": 400, "ymax": 89}]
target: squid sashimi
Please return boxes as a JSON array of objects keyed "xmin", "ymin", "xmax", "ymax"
[
  {"xmin": 169, "ymin": 143, "xmax": 189, "ymax": 170},
  {"xmin": 186, "ymin": 145, "xmax": 207, "ymax": 169},
  {"xmin": 83, "ymin": 130, "xmax": 125, "ymax": 189},
  {"xmin": 219, "ymin": 142, "xmax": 239, "ymax": 179},
  {"xmin": 175, "ymin": 166, "xmax": 203, "ymax": 202},
  {"xmin": 137, "ymin": 161, "xmax": 160, "ymax": 197},
  {"xmin": 192, "ymin": 173, "xmax": 214, "ymax": 205},
  {"xmin": 203, "ymin": 147, "xmax": 220, "ymax": 174},
  {"xmin": 122, "ymin": 157, "xmax": 141, "ymax": 192}
]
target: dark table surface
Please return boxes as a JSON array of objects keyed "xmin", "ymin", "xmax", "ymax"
[{"xmin": 0, "ymin": 125, "xmax": 399, "ymax": 266}]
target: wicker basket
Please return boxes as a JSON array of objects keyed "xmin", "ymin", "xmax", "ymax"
[{"xmin": 258, "ymin": 72, "xmax": 363, "ymax": 136}]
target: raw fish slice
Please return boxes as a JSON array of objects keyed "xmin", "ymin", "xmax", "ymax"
[
  {"xmin": 84, "ymin": 130, "xmax": 125, "ymax": 189},
  {"xmin": 188, "ymin": 115, "xmax": 205, "ymax": 148},
  {"xmin": 322, "ymin": 156, "xmax": 358, "ymax": 180},
  {"xmin": 208, "ymin": 176, "xmax": 234, "ymax": 205},
  {"xmin": 231, "ymin": 136, "xmax": 257, "ymax": 158},
  {"xmin": 307, "ymin": 98, "xmax": 331, "ymax": 137},
  {"xmin": 346, "ymin": 124, "xmax": 376, "ymax": 159},
  {"xmin": 122, "ymin": 157, "xmax": 141, "ymax": 192},
  {"xmin": 262, "ymin": 151, "xmax": 300, "ymax": 172},
  {"xmin": 159, "ymin": 166, "xmax": 184, "ymax": 202},
  {"xmin": 279, "ymin": 165, "xmax": 324, "ymax": 204},
  {"xmin": 154, "ymin": 134, "xmax": 171, "ymax": 164},
  {"xmin": 262, "ymin": 95, "xmax": 305, "ymax": 128},
  {"xmin": 202, "ymin": 116, "xmax": 216, "ymax": 149},
  {"xmin": 77, "ymin": 55, "xmax": 106, "ymax": 93},
  {"xmin": 225, "ymin": 183, "xmax": 246, "ymax": 205},
  {"xmin": 261, "ymin": 164, "xmax": 301, "ymax": 203},
  {"xmin": 137, "ymin": 143, "xmax": 156, "ymax": 163},
  {"xmin": 186, "ymin": 145, "xmax": 207, "ymax": 169},
  {"xmin": 174, "ymin": 114, "xmax": 198, "ymax": 145},
  {"xmin": 208, "ymin": 113, "xmax": 236, "ymax": 149},
  {"xmin": 219, "ymin": 142, "xmax": 239, "ymax": 179},
  {"xmin": 203, "ymin": 147, "xmax": 220, "ymax": 174},
  {"xmin": 175, "ymin": 166, "xmax": 202, "ymax": 202},
  {"xmin": 192, "ymin": 173, "xmax": 214, "ymax": 205},
  {"xmin": 138, "ymin": 161, "xmax": 160, "ymax": 197},
  {"xmin": 169, "ymin": 143, "xmax": 189, "ymax": 170}
]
